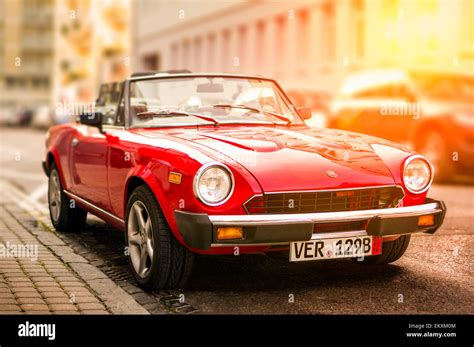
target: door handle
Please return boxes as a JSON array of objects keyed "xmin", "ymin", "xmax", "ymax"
[{"xmin": 71, "ymin": 138, "xmax": 79, "ymax": 147}]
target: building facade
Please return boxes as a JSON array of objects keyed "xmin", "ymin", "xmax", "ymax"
[
  {"xmin": 0, "ymin": 0, "xmax": 130, "ymax": 115},
  {"xmin": 132, "ymin": 0, "xmax": 473, "ymax": 94},
  {"xmin": 53, "ymin": 0, "xmax": 130, "ymax": 105},
  {"xmin": 0, "ymin": 0, "xmax": 55, "ymax": 112}
]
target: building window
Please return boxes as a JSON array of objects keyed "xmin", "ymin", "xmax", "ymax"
[
  {"xmin": 222, "ymin": 29, "xmax": 231, "ymax": 71},
  {"xmin": 256, "ymin": 21, "xmax": 266, "ymax": 71},
  {"xmin": 275, "ymin": 15, "xmax": 287, "ymax": 71},
  {"xmin": 182, "ymin": 40, "xmax": 190, "ymax": 70},
  {"xmin": 296, "ymin": 9, "xmax": 310, "ymax": 69},
  {"xmin": 352, "ymin": 0, "xmax": 365, "ymax": 59},
  {"xmin": 322, "ymin": 2, "xmax": 335, "ymax": 62},
  {"xmin": 6, "ymin": 77, "xmax": 16, "ymax": 88},
  {"xmin": 142, "ymin": 53, "xmax": 159, "ymax": 71},
  {"xmin": 193, "ymin": 37, "xmax": 202, "ymax": 72},
  {"xmin": 238, "ymin": 26, "xmax": 247, "ymax": 71},
  {"xmin": 171, "ymin": 44, "xmax": 179, "ymax": 69},
  {"xmin": 208, "ymin": 34, "xmax": 216, "ymax": 70}
]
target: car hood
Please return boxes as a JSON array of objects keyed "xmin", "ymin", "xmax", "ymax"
[{"xmin": 155, "ymin": 126, "xmax": 408, "ymax": 192}]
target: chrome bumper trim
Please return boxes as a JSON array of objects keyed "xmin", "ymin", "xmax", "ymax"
[{"xmin": 208, "ymin": 202, "xmax": 442, "ymax": 227}]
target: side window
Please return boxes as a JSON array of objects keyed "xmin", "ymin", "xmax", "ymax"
[
  {"xmin": 353, "ymin": 83, "xmax": 413, "ymax": 101},
  {"xmin": 353, "ymin": 86, "xmax": 383, "ymax": 98},
  {"xmin": 97, "ymin": 83, "xmax": 120, "ymax": 125},
  {"xmin": 389, "ymin": 84, "xmax": 415, "ymax": 101}
]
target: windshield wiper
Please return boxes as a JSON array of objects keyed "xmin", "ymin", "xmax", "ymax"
[
  {"xmin": 136, "ymin": 110, "xmax": 219, "ymax": 125},
  {"xmin": 213, "ymin": 103, "xmax": 261, "ymax": 113},
  {"xmin": 190, "ymin": 113, "xmax": 220, "ymax": 125},
  {"xmin": 262, "ymin": 110, "xmax": 292, "ymax": 125},
  {"xmin": 137, "ymin": 110, "xmax": 188, "ymax": 117},
  {"xmin": 213, "ymin": 104, "xmax": 292, "ymax": 125}
]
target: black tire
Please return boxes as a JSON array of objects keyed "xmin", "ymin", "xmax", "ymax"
[
  {"xmin": 48, "ymin": 163, "xmax": 87, "ymax": 232},
  {"xmin": 125, "ymin": 185, "xmax": 194, "ymax": 290},
  {"xmin": 353, "ymin": 235, "xmax": 411, "ymax": 265}
]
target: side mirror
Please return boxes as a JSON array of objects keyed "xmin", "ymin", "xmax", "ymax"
[
  {"xmin": 79, "ymin": 112, "xmax": 103, "ymax": 131},
  {"xmin": 297, "ymin": 107, "xmax": 312, "ymax": 120}
]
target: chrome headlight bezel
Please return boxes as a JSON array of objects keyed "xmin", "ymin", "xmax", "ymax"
[
  {"xmin": 193, "ymin": 162, "xmax": 235, "ymax": 206},
  {"xmin": 402, "ymin": 155, "xmax": 434, "ymax": 194}
]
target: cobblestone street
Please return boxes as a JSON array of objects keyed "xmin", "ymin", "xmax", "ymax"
[{"xmin": 0, "ymin": 180, "xmax": 148, "ymax": 314}]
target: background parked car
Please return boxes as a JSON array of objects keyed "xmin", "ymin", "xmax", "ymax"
[
  {"xmin": 31, "ymin": 106, "xmax": 54, "ymax": 129},
  {"xmin": 0, "ymin": 107, "xmax": 15, "ymax": 127},
  {"xmin": 329, "ymin": 69, "xmax": 474, "ymax": 181},
  {"xmin": 9, "ymin": 107, "xmax": 34, "ymax": 127}
]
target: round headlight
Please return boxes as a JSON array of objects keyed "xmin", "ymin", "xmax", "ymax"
[
  {"xmin": 403, "ymin": 155, "xmax": 433, "ymax": 194},
  {"xmin": 193, "ymin": 163, "xmax": 234, "ymax": 206}
]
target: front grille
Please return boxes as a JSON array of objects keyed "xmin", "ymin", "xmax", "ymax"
[{"xmin": 244, "ymin": 186, "xmax": 404, "ymax": 215}]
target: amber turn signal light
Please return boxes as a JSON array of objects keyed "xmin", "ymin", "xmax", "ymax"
[
  {"xmin": 168, "ymin": 172, "xmax": 182, "ymax": 184},
  {"xmin": 217, "ymin": 227, "xmax": 243, "ymax": 240},
  {"xmin": 418, "ymin": 214, "xmax": 435, "ymax": 226}
]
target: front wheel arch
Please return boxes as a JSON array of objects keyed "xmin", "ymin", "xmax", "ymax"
[
  {"xmin": 123, "ymin": 173, "xmax": 198, "ymax": 252},
  {"xmin": 125, "ymin": 176, "xmax": 148, "ymax": 210},
  {"xmin": 123, "ymin": 172, "xmax": 167, "ymax": 218},
  {"xmin": 45, "ymin": 150, "xmax": 67, "ymax": 188}
]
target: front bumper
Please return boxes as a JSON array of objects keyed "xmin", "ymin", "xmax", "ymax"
[{"xmin": 175, "ymin": 198, "xmax": 446, "ymax": 250}]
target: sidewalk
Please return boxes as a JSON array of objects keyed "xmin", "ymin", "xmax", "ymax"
[{"xmin": 0, "ymin": 180, "xmax": 148, "ymax": 314}]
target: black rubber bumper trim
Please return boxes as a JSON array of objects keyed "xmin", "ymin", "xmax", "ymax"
[
  {"xmin": 367, "ymin": 198, "xmax": 446, "ymax": 236},
  {"xmin": 174, "ymin": 210, "xmax": 313, "ymax": 250},
  {"xmin": 421, "ymin": 198, "xmax": 447, "ymax": 234},
  {"xmin": 174, "ymin": 211, "xmax": 213, "ymax": 250},
  {"xmin": 174, "ymin": 198, "xmax": 446, "ymax": 250}
]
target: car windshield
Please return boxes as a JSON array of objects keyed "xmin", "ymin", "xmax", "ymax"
[
  {"xmin": 129, "ymin": 76, "xmax": 302, "ymax": 128},
  {"xmin": 410, "ymin": 72, "xmax": 474, "ymax": 102}
]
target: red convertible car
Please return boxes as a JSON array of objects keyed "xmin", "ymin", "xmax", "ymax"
[{"xmin": 43, "ymin": 72, "xmax": 446, "ymax": 290}]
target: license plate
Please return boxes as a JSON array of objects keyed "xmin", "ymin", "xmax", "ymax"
[{"xmin": 289, "ymin": 236, "xmax": 382, "ymax": 262}]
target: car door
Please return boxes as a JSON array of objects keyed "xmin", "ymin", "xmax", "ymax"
[
  {"xmin": 70, "ymin": 118, "xmax": 111, "ymax": 212},
  {"xmin": 105, "ymin": 84, "xmax": 134, "ymax": 219}
]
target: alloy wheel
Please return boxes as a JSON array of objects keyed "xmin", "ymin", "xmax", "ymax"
[
  {"xmin": 127, "ymin": 201, "xmax": 154, "ymax": 278},
  {"xmin": 49, "ymin": 170, "xmax": 62, "ymax": 222}
]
